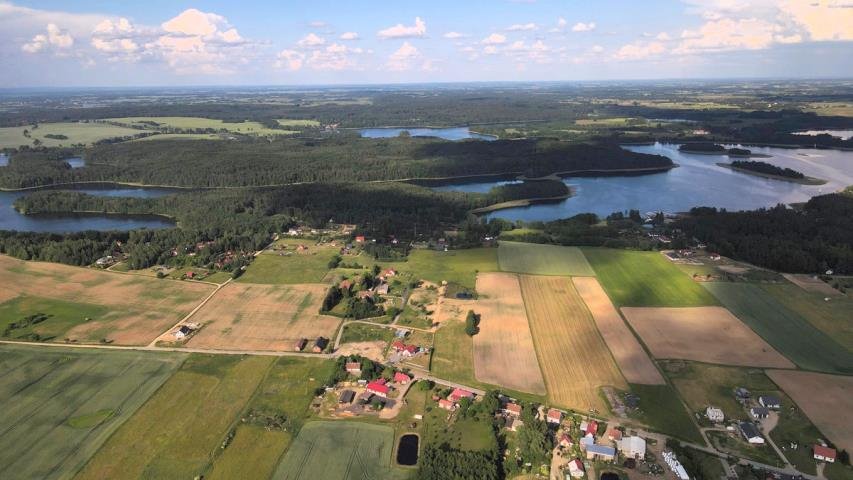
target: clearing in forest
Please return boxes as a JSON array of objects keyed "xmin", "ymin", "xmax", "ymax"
[{"xmin": 498, "ymin": 241, "xmax": 595, "ymax": 276}]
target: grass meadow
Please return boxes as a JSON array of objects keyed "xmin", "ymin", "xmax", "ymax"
[
  {"xmin": 105, "ymin": 117, "xmax": 304, "ymax": 136},
  {"xmin": 761, "ymin": 283, "xmax": 853, "ymax": 350},
  {"xmin": 497, "ymin": 241, "xmax": 595, "ymax": 276},
  {"xmin": 239, "ymin": 245, "xmax": 338, "ymax": 284},
  {"xmin": 0, "ymin": 122, "xmax": 146, "ymax": 149},
  {"xmin": 626, "ymin": 383, "xmax": 704, "ymax": 444}
]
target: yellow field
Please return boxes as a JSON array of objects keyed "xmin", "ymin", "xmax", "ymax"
[
  {"xmin": 520, "ymin": 275, "xmax": 626, "ymax": 412},
  {"xmin": 0, "ymin": 122, "xmax": 148, "ymax": 148}
]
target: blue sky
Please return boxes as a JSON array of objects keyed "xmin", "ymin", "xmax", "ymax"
[{"xmin": 1, "ymin": 0, "xmax": 851, "ymax": 87}]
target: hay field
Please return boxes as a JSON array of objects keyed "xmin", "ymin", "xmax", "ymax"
[
  {"xmin": 105, "ymin": 116, "xmax": 300, "ymax": 135},
  {"xmin": 270, "ymin": 421, "xmax": 408, "ymax": 480},
  {"xmin": 498, "ymin": 241, "xmax": 595, "ymax": 276},
  {"xmin": 761, "ymin": 283, "xmax": 853, "ymax": 350},
  {"xmin": 767, "ymin": 370, "xmax": 853, "ymax": 452},
  {"xmin": 0, "ymin": 256, "xmax": 214, "ymax": 345},
  {"xmin": 622, "ymin": 306, "xmax": 794, "ymax": 368},
  {"xmin": 520, "ymin": 275, "xmax": 626, "ymax": 411},
  {"xmin": 572, "ymin": 277, "xmax": 664, "ymax": 384},
  {"xmin": 0, "ymin": 121, "xmax": 147, "ymax": 148},
  {"xmin": 0, "ymin": 345, "xmax": 184, "ymax": 480},
  {"xmin": 187, "ymin": 283, "xmax": 340, "ymax": 351},
  {"xmin": 471, "ymin": 273, "xmax": 546, "ymax": 395},
  {"xmin": 239, "ymin": 242, "xmax": 339, "ymax": 284},
  {"xmin": 704, "ymin": 283, "xmax": 853, "ymax": 374}
]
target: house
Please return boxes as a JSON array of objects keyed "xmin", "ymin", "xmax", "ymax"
[
  {"xmin": 339, "ymin": 279, "xmax": 353, "ymax": 290},
  {"xmin": 313, "ymin": 337, "xmax": 329, "ymax": 353},
  {"xmin": 559, "ymin": 434, "xmax": 574, "ymax": 449},
  {"xmin": 391, "ymin": 340, "xmax": 406, "ymax": 352},
  {"xmin": 706, "ymin": 406, "xmax": 725, "ymax": 423},
  {"xmin": 506, "ymin": 417, "xmax": 524, "ymax": 432},
  {"xmin": 813, "ymin": 445, "xmax": 837, "ymax": 463},
  {"xmin": 393, "ymin": 372, "xmax": 411, "ymax": 385},
  {"xmin": 375, "ymin": 283, "xmax": 389, "ymax": 295},
  {"xmin": 294, "ymin": 338, "xmax": 307, "ymax": 351},
  {"xmin": 173, "ymin": 324, "xmax": 194, "ymax": 339},
  {"xmin": 339, "ymin": 390, "xmax": 355, "ymax": 404},
  {"xmin": 738, "ymin": 422, "xmax": 764, "ymax": 444},
  {"xmin": 759, "ymin": 396, "xmax": 781, "ymax": 410},
  {"xmin": 383, "ymin": 268, "xmax": 397, "ymax": 278},
  {"xmin": 607, "ymin": 428, "xmax": 623, "ymax": 442},
  {"xmin": 449, "ymin": 388, "xmax": 474, "ymax": 403},
  {"xmin": 547, "ymin": 408, "xmax": 563, "ymax": 425},
  {"xmin": 345, "ymin": 362, "xmax": 362, "ymax": 375},
  {"xmin": 358, "ymin": 290, "xmax": 374, "ymax": 300},
  {"xmin": 586, "ymin": 444, "xmax": 616, "ymax": 462},
  {"xmin": 750, "ymin": 407, "xmax": 770, "ymax": 419},
  {"xmin": 401, "ymin": 344, "xmax": 419, "ymax": 357},
  {"xmin": 185, "ymin": 271, "xmax": 195, "ymax": 279},
  {"xmin": 438, "ymin": 399, "xmax": 456, "ymax": 411},
  {"xmin": 366, "ymin": 381, "xmax": 390, "ymax": 398},
  {"xmin": 355, "ymin": 235, "xmax": 366, "ymax": 243},
  {"xmin": 504, "ymin": 402, "xmax": 522, "ymax": 417},
  {"xmin": 618, "ymin": 436, "xmax": 647, "ymax": 459},
  {"xmin": 735, "ymin": 387, "xmax": 751, "ymax": 400},
  {"xmin": 585, "ymin": 420, "xmax": 598, "ymax": 437},
  {"xmin": 579, "ymin": 436, "xmax": 594, "ymax": 450},
  {"xmin": 567, "ymin": 459, "xmax": 585, "ymax": 478}
]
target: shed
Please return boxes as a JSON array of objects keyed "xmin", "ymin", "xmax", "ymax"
[
  {"xmin": 312, "ymin": 336, "xmax": 329, "ymax": 353},
  {"xmin": 618, "ymin": 436, "xmax": 647, "ymax": 459},
  {"xmin": 813, "ymin": 445, "xmax": 837, "ymax": 463},
  {"xmin": 339, "ymin": 390, "xmax": 355, "ymax": 404}
]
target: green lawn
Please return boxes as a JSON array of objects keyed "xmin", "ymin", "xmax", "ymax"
[
  {"xmin": 0, "ymin": 344, "xmax": 185, "ymax": 480},
  {"xmin": 626, "ymin": 383, "xmax": 704, "ymax": 444},
  {"xmin": 0, "ymin": 295, "xmax": 108, "ymax": 342},
  {"xmin": 386, "ymin": 248, "xmax": 498, "ymax": 289},
  {"xmin": 497, "ymin": 241, "xmax": 595, "ymax": 276},
  {"xmin": 582, "ymin": 248, "xmax": 718, "ymax": 307},
  {"xmin": 707, "ymin": 430, "xmax": 784, "ymax": 467},
  {"xmin": 340, "ymin": 322, "xmax": 394, "ymax": 344},
  {"xmin": 239, "ymin": 250, "xmax": 336, "ymax": 284},
  {"xmin": 0, "ymin": 121, "xmax": 149, "ymax": 148},
  {"xmin": 703, "ymin": 283, "xmax": 853, "ymax": 374},
  {"xmin": 761, "ymin": 284, "xmax": 853, "ymax": 350},
  {"xmin": 270, "ymin": 421, "xmax": 409, "ymax": 480}
]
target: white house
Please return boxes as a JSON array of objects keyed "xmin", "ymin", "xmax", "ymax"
[
  {"xmin": 706, "ymin": 406, "xmax": 725, "ymax": 423},
  {"xmin": 739, "ymin": 422, "xmax": 764, "ymax": 444},
  {"xmin": 618, "ymin": 436, "xmax": 647, "ymax": 459},
  {"xmin": 567, "ymin": 459, "xmax": 585, "ymax": 478},
  {"xmin": 758, "ymin": 396, "xmax": 781, "ymax": 410}
]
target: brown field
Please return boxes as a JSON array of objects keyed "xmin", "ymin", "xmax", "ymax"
[
  {"xmin": 472, "ymin": 273, "xmax": 546, "ymax": 394},
  {"xmin": 572, "ymin": 277, "xmax": 665, "ymax": 385},
  {"xmin": 782, "ymin": 274, "xmax": 843, "ymax": 296},
  {"xmin": 521, "ymin": 275, "xmax": 626, "ymax": 412},
  {"xmin": 334, "ymin": 341, "xmax": 387, "ymax": 362},
  {"xmin": 767, "ymin": 370, "xmax": 853, "ymax": 452},
  {"xmin": 187, "ymin": 282, "xmax": 341, "ymax": 351},
  {"xmin": 622, "ymin": 307, "xmax": 795, "ymax": 368},
  {"xmin": 0, "ymin": 255, "xmax": 214, "ymax": 344}
]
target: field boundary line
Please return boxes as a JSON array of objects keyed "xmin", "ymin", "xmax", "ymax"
[{"xmin": 147, "ymin": 278, "xmax": 233, "ymax": 347}]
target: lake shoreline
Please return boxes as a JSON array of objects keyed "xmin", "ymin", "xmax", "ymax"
[
  {"xmin": 715, "ymin": 163, "xmax": 827, "ymax": 185},
  {"xmin": 470, "ymin": 190, "xmax": 575, "ymax": 214}
]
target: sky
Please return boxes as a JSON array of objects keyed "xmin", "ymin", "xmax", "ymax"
[{"xmin": 1, "ymin": 0, "xmax": 852, "ymax": 87}]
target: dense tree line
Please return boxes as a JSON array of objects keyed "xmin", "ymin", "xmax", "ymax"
[
  {"xmin": 676, "ymin": 193, "xmax": 853, "ymax": 273},
  {"xmin": 416, "ymin": 444, "xmax": 501, "ymax": 480},
  {"xmin": 729, "ymin": 160, "xmax": 804, "ymax": 179}
]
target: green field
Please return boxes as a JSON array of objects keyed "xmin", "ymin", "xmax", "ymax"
[
  {"xmin": 340, "ymin": 322, "xmax": 394, "ymax": 344},
  {"xmin": 105, "ymin": 117, "xmax": 301, "ymax": 136},
  {"xmin": 0, "ymin": 295, "xmax": 108, "ymax": 342},
  {"xmin": 76, "ymin": 354, "xmax": 273, "ymax": 480},
  {"xmin": 761, "ymin": 284, "xmax": 853, "ymax": 350},
  {"xmin": 239, "ymin": 250, "xmax": 336, "ymax": 284},
  {"xmin": 431, "ymin": 317, "xmax": 477, "ymax": 387},
  {"xmin": 270, "ymin": 421, "xmax": 409, "ymax": 480},
  {"xmin": 497, "ymin": 241, "xmax": 595, "ymax": 276},
  {"xmin": 626, "ymin": 383, "xmax": 704, "ymax": 444},
  {"xmin": 703, "ymin": 283, "xmax": 853, "ymax": 374},
  {"xmin": 0, "ymin": 122, "xmax": 148, "ymax": 148},
  {"xmin": 0, "ymin": 345, "xmax": 185, "ymax": 480},
  {"xmin": 582, "ymin": 248, "xmax": 718, "ymax": 307},
  {"xmin": 386, "ymin": 248, "xmax": 499, "ymax": 289}
]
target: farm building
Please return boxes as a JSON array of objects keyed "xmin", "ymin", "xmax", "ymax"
[
  {"xmin": 294, "ymin": 338, "xmax": 308, "ymax": 351},
  {"xmin": 579, "ymin": 436, "xmax": 594, "ymax": 450},
  {"xmin": 618, "ymin": 436, "xmax": 647, "ymax": 459},
  {"xmin": 393, "ymin": 372, "xmax": 411, "ymax": 385},
  {"xmin": 449, "ymin": 388, "xmax": 474, "ymax": 403},
  {"xmin": 813, "ymin": 445, "xmax": 837, "ymax": 463},
  {"xmin": 607, "ymin": 428, "xmax": 623, "ymax": 442},
  {"xmin": 759, "ymin": 396, "xmax": 781, "ymax": 409},
  {"xmin": 355, "ymin": 235, "xmax": 366, "ymax": 243},
  {"xmin": 750, "ymin": 407, "xmax": 770, "ymax": 419},
  {"xmin": 738, "ymin": 422, "xmax": 764, "ymax": 444},
  {"xmin": 358, "ymin": 290, "xmax": 374, "ymax": 300},
  {"xmin": 567, "ymin": 459, "xmax": 585, "ymax": 478},
  {"xmin": 586, "ymin": 444, "xmax": 616, "ymax": 462},
  {"xmin": 504, "ymin": 402, "xmax": 522, "ymax": 417},
  {"xmin": 506, "ymin": 417, "xmax": 524, "ymax": 432},
  {"xmin": 375, "ymin": 283, "xmax": 389, "ymax": 295},
  {"xmin": 438, "ymin": 399, "xmax": 456, "ymax": 411},
  {"xmin": 345, "ymin": 362, "xmax": 362, "ymax": 375},
  {"xmin": 366, "ymin": 381, "xmax": 390, "ymax": 398},
  {"xmin": 547, "ymin": 408, "xmax": 563, "ymax": 425},
  {"xmin": 173, "ymin": 324, "xmax": 196, "ymax": 339},
  {"xmin": 339, "ymin": 390, "xmax": 356, "ymax": 404},
  {"xmin": 559, "ymin": 434, "xmax": 574, "ymax": 448},
  {"xmin": 706, "ymin": 406, "xmax": 725, "ymax": 423},
  {"xmin": 313, "ymin": 337, "xmax": 329, "ymax": 353},
  {"xmin": 735, "ymin": 387, "xmax": 751, "ymax": 400},
  {"xmin": 580, "ymin": 420, "xmax": 598, "ymax": 437}
]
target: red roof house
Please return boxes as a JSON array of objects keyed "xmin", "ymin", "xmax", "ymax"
[
  {"xmin": 559, "ymin": 434, "xmax": 574, "ymax": 448},
  {"xmin": 393, "ymin": 372, "xmax": 411, "ymax": 385},
  {"xmin": 547, "ymin": 408, "xmax": 562, "ymax": 424},
  {"xmin": 355, "ymin": 235, "xmax": 366, "ymax": 243},
  {"xmin": 366, "ymin": 381, "xmax": 390, "ymax": 398},
  {"xmin": 586, "ymin": 420, "xmax": 599, "ymax": 437},
  {"xmin": 391, "ymin": 340, "xmax": 406, "ymax": 352},
  {"xmin": 814, "ymin": 445, "xmax": 837, "ymax": 463},
  {"xmin": 403, "ymin": 345, "xmax": 419, "ymax": 356},
  {"xmin": 345, "ymin": 362, "xmax": 362, "ymax": 374},
  {"xmin": 504, "ymin": 402, "xmax": 522, "ymax": 417},
  {"xmin": 449, "ymin": 388, "xmax": 474, "ymax": 403},
  {"xmin": 438, "ymin": 399, "xmax": 456, "ymax": 411},
  {"xmin": 607, "ymin": 428, "xmax": 623, "ymax": 441}
]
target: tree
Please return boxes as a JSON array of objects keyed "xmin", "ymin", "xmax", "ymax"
[{"xmin": 465, "ymin": 310, "xmax": 480, "ymax": 336}]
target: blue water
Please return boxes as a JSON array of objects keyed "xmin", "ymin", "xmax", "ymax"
[
  {"xmin": 0, "ymin": 153, "xmax": 8, "ymax": 167},
  {"xmin": 434, "ymin": 143, "xmax": 853, "ymax": 222},
  {"xmin": 66, "ymin": 157, "xmax": 85, "ymax": 168},
  {"xmin": 359, "ymin": 126, "xmax": 497, "ymax": 141}
]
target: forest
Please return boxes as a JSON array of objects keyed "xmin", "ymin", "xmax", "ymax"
[{"xmin": 728, "ymin": 160, "xmax": 805, "ymax": 179}]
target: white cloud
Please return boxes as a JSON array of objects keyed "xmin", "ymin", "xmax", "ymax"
[
  {"xmin": 386, "ymin": 41, "xmax": 421, "ymax": 70},
  {"xmin": 22, "ymin": 23, "xmax": 73, "ymax": 53},
  {"xmin": 557, "ymin": 17, "xmax": 567, "ymax": 28},
  {"xmin": 297, "ymin": 33, "xmax": 325, "ymax": 47},
  {"xmin": 339, "ymin": 31, "xmax": 359, "ymax": 40},
  {"xmin": 377, "ymin": 17, "xmax": 426, "ymax": 39},
  {"xmin": 482, "ymin": 33, "xmax": 507, "ymax": 45},
  {"xmin": 572, "ymin": 22, "xmax": 596, "ymax": 32},
  {"xmin": 161, "ymin": 8, "xmax": 222, "ymax": 36},
  {"xmin": 443, "ymin": 31, "xmax": 466, "ymax": 39},
  {"xmin": 151, "ymin": 8, "xmax": 251, "ymax": 74},
  {"xmin": 779, "ymin": 0, "xmax": 853, "ymax": 41},
  {"xmin": 307, "ymin": 42, "xmax": 364, "ymax": 70},
  {"xmin": 483, "ymin": 45, "xmax": 498, "ymax": 55},
  {"xmin": 507, "ymin": 23, "xmax": 537, "ymax": 31},
  {"xmin": 615, "ymin": 41, "xmax": 666, "ymax": 60},
  {"xmin": 275, "ymin": 49, "xmax": 304, "ymax": 71},
  {"xmin": 655, "ymin": 32, "xmax": 672, "ymax": 41},
  {"xmin": 308, "ymin": 21, "xmax": 327, "ymax": 28},
  {"xmin": 673, "ymin": 18, "xmax": 780, "ymax": 54}
]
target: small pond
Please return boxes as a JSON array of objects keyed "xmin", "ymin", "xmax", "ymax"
[
  {"xmin": 65, "ymin": 157, "xmax": 85, "ymax": 168},
  {"xmin": 601, "ymin": 473, "xmax": 621, "ymax": 480},
  {"xmin": 396, "ymin": 434, "xmax": 419, "ymax": 466},
  {"xmin": 360, "ymin": 126, "xmax": 497, "ymax": 141}
]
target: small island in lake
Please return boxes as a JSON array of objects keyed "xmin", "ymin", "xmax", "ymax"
[
  {"xmin": 717, "ymin": 160, "xmax": 827, "ymax": 185},
  {"xmin": 679, "ymin": 143, "xmax": 766, "ymax": 157}
]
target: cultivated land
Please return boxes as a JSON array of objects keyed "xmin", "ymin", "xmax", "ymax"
[
  {"xmin": 0, "ymin": 255, "xmax": 214, "ymax": 345},
  {"xmin": 520, "ymin": 275, "xmax": 626, "ymax": 412},
  {"xmin": 761, "ymin": 283, "xmax": 853, "ymax": 350},
  {"xmin": 767, "ymin": 370, "xmax": 853, "ymax": 453},
  {"xmin": 105, "ymin": 117, "xmax": 303, "ymax": 135},
  {"xmin": 626, "ymin": 383, "xmax": 704, "ymax": 444},
  {"xmin": 471, "ymin": 273, "xmax": 546, "ymax": 395},
  {"xmin": 582, "ymin": 248, "xmax": 718, "ymax": 307},
  {"xmin": 0, "ymin": 121, "xmax": 146, "ymax": 148},
  {"xmin": 497, "ymin": 241, "xmax": 595, "ymax": 276},
  {"xmin": 572, "ymin": 277, "xmax": 664, "ymax": 384},
  {"xmin": 187, "ymin": 283, "xmax": 340, "ymax": 352},
  {"xmin": 270, "ymin": 421, "xmax": 408, "ymax": 480},
  {"xmin": 431, "ymin": 300, "xmax": 478, "ymax": 386},
  {"xmin": 76, "ymin": 354, "xmax": 273, "ymax": 480},
  {"xmin": 385, "ymin": 248, "xmax": 499, "ymax": 290},
  {"xmin": 0, "ymin": 345, "xmax": 184, "ymax": 480},
  {"xmin": 621, "ymin": 306, "xmax": 794, "ymax": 368},
  {"xmin": 782, "ymin": 274, "xmax": 844, "ymax": 296},
  {"xmin": 239, "ymin": 241, "xmax": 340, "ymax": 284},
  {"xmin": 704, "ymin": 283, "xmax": 853, "ymax": 374}
]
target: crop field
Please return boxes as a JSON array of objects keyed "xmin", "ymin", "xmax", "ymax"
[
  {"xmin": 626, "ymin": 383, "xmax": 704, "ymax": 443},
  {"xmin": 76, "ymin": 354, "xmax": 273, "ymax": 480},
  {"xmin": 271, "ymin": 421, "xmax": 408, "ymax": 480},
  {"xmin": 498, "ymin": 241, "xmax": 595, "ymax": 276},
  {"xmin": 520, "ymin": 275, "xmax": 626, "ymax": 412},
  {"xmin": 187, "ymin": 283, "xmax": 340, "ymax": 352},
  {"xmin": 781, "ymin": 274, "xmax": 843, "ymax": 296},
  {"xmin": 767, "ymin": 370, "xmax": 853, "ymax": 453},
  {"xmin": 0, "ymin": 256, "xmax": 214, "ymax": 345},
  {"xmin": 621, "ymin": 306, "xmax": 794, "ymax": 368},
  {"xmin": 761, "ymin": 283, "xmax": 853, "ymax": 350},
  {"xmin": 582, "ymin": 248, "xmax": 718, "ymax": 307},
  {"xmin": 471, "ymin": 273, "xmax": 546, "ymax": 394},
  {"xmin": 0, "ymin": 345, "xmax": 185, "ymax": 480},
  {"xmin": 704, "ymin": 283, "xmax": 853, "ymax": 374},
  {"xmin": 0, "ymin": 121, "xmax": 147, "ymax": 148},
  {"xmin": 105, "ymin": 116, "xmax": 301, "ymax": 135},
  {"xmin": 385, "ymin": 248, "xmax": 499, "ymax": 289},
  {"xmin": 239, "ymin": 243, "xmax": 340, "ymax": 284},
  {"xmin": 572, "ymin": 277, "xmax": 664, "ymax": 384}
]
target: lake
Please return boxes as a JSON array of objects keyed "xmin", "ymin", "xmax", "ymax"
[
  {"xmin": 793, "ymin": 130, "xmax": 853, "ymax": 141},
  {"xmin": 434, "ymin": 143, "xmax": 853, "ymax": 222},
  {"xmin": 360, "ymin": 126, "xmax": 497, "ymax": 141},
  {"xmin": 0, "ymin": 153, "xmax": 8, "ymax": 167},
  {"xmin": 0, "ymin": 184, "xmax": 180, "ymax": 232},
  {"xmin": 66, "ymin": 156, "xmax": 85, "ymax": 168}
]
